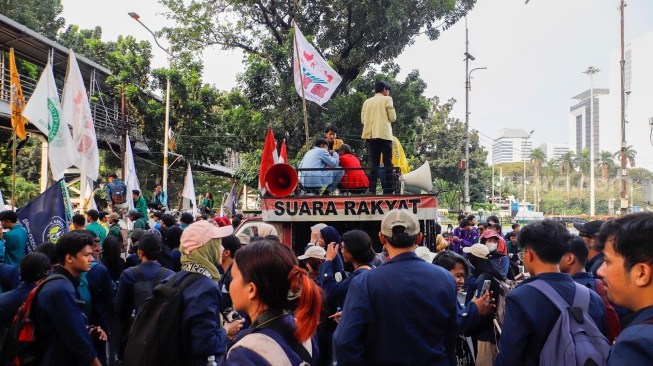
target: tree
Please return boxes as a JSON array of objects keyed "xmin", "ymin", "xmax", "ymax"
[
  {"xmin": 542, "ymin": 159, "xmax": 557, "ymax": 191},
  {"xmin": 557, "ymin": 151, "xmax": 576, "ymax": 195},
  {"xmin": 598, "ymin": 150, "xmax": 615, "ymax": 181},
  {"xmin": 529, "ymin": 148, "xmax": 546, "ymax": 209},
  {"xmin": 2, "ymin": 0, "xmax": 65, "ymax": 38},
  {"xmin": 577, "ymin": 148, "xmax": 590, "ymax": 191},
  {"xmin": 614, "ymin": 145, "xmax": 637, "ymax": 168}
]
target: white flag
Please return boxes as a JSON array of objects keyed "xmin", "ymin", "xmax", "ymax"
[
  {"xmin": 182, "ymin": 163, "xmax": 197, "ymax": 216},
  {"xmin": 22, "ymin": 60, "xmax": 78, "ymax": 180},
  {"xmin": 62, "ymin": 50, "xmax": 100, "ymax": 182},
  {"xmin": 124, "ymin": 134, "xmax": 140, "ymax": 215},
  {"xmin": 293, "ymin": 23, "xmax": 342, "ymax": 106},
  {"xmin": 84, "ymin": 177, "xmax": 97, "ymax": 211},
  {"xmin": 0, "ymin": 186, "xmax": 5, "ymax": 212}
]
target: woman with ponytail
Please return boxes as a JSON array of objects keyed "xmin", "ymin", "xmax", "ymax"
[{"xmin": 223, "ymin": 240, "xmax": 322, "ymax": 365}]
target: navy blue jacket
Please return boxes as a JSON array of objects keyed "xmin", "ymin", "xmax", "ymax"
[
  {"xmin": 33, "ymin": 267, "xmax": 97, "ymax": 365},
  {"xmin": 165, "ymin": 271, "xmax": 228, "ymax": 365},
  {"xmin": 586, "ymin": 252, "xmax": 605, "ymax": 277},
  {"xmin": 0, "ymin": 282, "xmax": 36, "ymax": 327},
  {"xmin": 318, "ymin": 260, "xmax": 371, "ymax": 308},
  {"xmin": 222, "ymin": 314, "xmax": 319, "ymax": 365},
  {"xmin": 86, "ymin": 262, "xmax": 116, "ymax": 331},
  {"xmin": 0, "ymin": 263, "xmax": 19, "ymax": 294},
  {"xmin": 607, "ymin": 305, "xmax": 653, "ymax": 365},
  {"xmin": 457, "ymin": 301, "xmax": 481, "ymax": 336},
  {"xmin": 334, "ymin": 252, "xmax": 458, "ymax": 366},
  {"xmin": 571, "ymin": 271, "xmax": 597, "ymax": 290},
  {"xmin": 495, "ymin": 272, "xmax": 606, "ymax": 366},
  {"xmin": 114, "ymin": 262, "xmax": 174, "ymax": 322}
]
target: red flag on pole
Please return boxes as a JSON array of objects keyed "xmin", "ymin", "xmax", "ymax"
[
  {"xmin": 279, "ymin": 139, "xmax": 288, "ymax": 164},
  {"xmin": 259, "ymin": 127, "xmax": 277, "ymax": 193}
]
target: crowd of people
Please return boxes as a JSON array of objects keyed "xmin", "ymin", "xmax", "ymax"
[{"xmin": 0, "ymin": 205, "xmax": 650, "ymax": 365}]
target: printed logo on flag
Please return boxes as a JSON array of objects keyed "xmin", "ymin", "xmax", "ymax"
[
  {"xmin": 43, "ymin": 216, "xmax": 67, "ymax": 244},
  {"xmin": 46, "ymin": 98, "xmax": 63, "ymax": 146}
]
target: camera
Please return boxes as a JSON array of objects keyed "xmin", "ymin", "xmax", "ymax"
[{"xmin": 222, "ymin": 307, "xmax": 243, "ymax": 323}]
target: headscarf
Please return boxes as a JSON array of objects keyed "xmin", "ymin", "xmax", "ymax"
[
  {"xmin": 480, "ymin": 229, "xmax": 507, "ymax": 255},
  {"xmin": 258, "ymin": 223, "xmax": 278, "ymax": 237},
  {"xmin": 180, "ymin": 238, "xmax": 223, "ymax": 283},
  {"xmin": 320, "ymin": 226, "xmax": 342, "ymax": 246}
]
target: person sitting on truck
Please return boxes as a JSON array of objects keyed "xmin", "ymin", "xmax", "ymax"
[
  {"xmin": 335, "ymin": 144, "xmax": 369, "ymax": 195},
  {"xmin": 298, "ymin": 138, "xmax": 344, "ymax": 196}
]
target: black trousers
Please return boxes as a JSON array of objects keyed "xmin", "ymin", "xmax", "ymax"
[{"xmin": 367, "ymin": 138, "xmax": 395, "ymax": 194}]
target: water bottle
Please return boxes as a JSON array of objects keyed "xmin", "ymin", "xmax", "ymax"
[{"xmin": 207, "ymin": 355, "xmax": 217, "ymax": 366}]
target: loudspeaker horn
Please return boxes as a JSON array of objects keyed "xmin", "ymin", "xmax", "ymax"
[
  {"xmin": 400, "ymin": 161, "xmax": 433, "ymax": 194},
  {"xmin": 264, "ymin": 163, "xmax": 298, "ymax": 197}
]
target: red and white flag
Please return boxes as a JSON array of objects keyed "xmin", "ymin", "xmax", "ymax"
[
  {"xmin": 293, "ymin": 22, "xmax": 342, "ymax": 106},
  {"xmin": 62, "ymin": 50, "xmax": 100, "ymax": 182},
  {"xmin": 259, "ymin": 127, "xmax": 278, "ymax": 194},
  {"xmin": 279, "ymin": 139, "xmax": 288, "ymax": 164}
]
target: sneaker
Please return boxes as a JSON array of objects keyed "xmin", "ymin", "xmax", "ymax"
[
  {"xmin": 322, "ymin": 190, "xmax": 331, "ymax": 196},
  {"xmin": 363, "ymin": 190, "xmax": 376, "ymax": 195}
]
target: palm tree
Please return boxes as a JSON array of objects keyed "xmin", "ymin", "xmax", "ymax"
[
  {"xmin": 577, "ymin": 148, "xmax": 591, "ymax": 191},
  {"xmin": 557, "ymin": 151, "xmax": 576, "ymax": 195},
  {"xmin": 543, "ymin": 159, "xmax": 557, "ymax": 191},
  {"xmin": 613, "ymin": 145, "xmax": 637, "ymax": 168},
  {"xmin": 598, "ymin": 151, "xmax": 615, "ymax": 181},
  {"xmin": 529, "ymin": 148, "xmax": 546, "ymax": 210}
]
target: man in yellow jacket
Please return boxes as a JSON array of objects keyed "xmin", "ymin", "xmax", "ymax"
[{"xmin": 361, "ymin": 80, "xmax": 397, "ymax": 194}]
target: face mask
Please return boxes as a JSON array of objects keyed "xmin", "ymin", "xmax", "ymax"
[{"xmin": 487, "ymin": 243, "xmax": 498, "ymax": 252}]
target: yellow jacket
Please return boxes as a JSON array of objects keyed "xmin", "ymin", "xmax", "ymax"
[
  {"xmin": 332, "ymin": 139, "xmax": 344, "ymax": 151},
  {"xmin": 381, "ymin": 136, "xmax": 410, "ymax": 174},
  {"xmin": 361, "ymin": 93, "xmax": 396, "ymax": 140}
]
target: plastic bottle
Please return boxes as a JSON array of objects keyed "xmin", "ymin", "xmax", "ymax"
[{"xmin": 207, "ymin": 355, "xmax": 217, "ymax": 366}]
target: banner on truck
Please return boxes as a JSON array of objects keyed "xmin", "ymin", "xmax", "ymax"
[{"xmin": 262, "ymin": 195, "xmax": 437, "ymax": 222}]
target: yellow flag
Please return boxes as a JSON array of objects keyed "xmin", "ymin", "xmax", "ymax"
[{"xmin": 9, "ymin": 48, "xmax": 27, "ymax": 140}]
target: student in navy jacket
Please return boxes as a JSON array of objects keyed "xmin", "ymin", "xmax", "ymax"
[
  {"xmin": 596, "ymin": 212, "xmax": 653, "ymax": 365},
  {"xmin": 334, "ymin": 209, "xmax": 458, "ymax": 366},
  {"xmin": 32, "ymin": 231, "xmax": 107, "ymax": 366},
  {"xmin": 496, "ymin": 220, "xmax": 606, "ymax": 366}
]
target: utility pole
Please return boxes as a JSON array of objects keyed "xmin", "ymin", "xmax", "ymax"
[
  {"xmin": 584, "ymin": 66, "xmax": 599, "ymax": 216},
  {"xmin": 619, "ymin": 0, "xmax": 628, "ymax": 215},
  {"xmin": 120, "ymin": 84, "xmax": 127, "ymax": 180}
]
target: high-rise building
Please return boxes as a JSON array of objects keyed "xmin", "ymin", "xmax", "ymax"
[
  {"xmin": 492, "ymin": 128, "xmax": 533, "ymax": 164},
  {"xmin": 568, "ymin": 88, "xmax": 610, "ymax": 158},
  {"xmin": 538, "ymin": 143, "xmax": 569, "ymax": 162}
]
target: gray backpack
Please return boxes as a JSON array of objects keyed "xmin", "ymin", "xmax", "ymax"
[{"xmin": 526, "ymin": 280, "xmax": 610, "ymax": 366}]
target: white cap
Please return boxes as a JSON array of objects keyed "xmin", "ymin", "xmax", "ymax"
[
  {"xmin": 298, "ymin": 245, "xmax": 326, "ymax": 260},
  {"xmin": 415, "ymin": 246, "xmax": 436, "ymax": 263},
  {"xmin": 381, "ymin": 209, "xmax": 420, "ymax": 237},
  {"xmin": 463, "ymin": 244, "xmax": 490, "ymax": 259},
  {"xmin": 310, "ymin": 223, "xmax": 327, "ymax": 232}
]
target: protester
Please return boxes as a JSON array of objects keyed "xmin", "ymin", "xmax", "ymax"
[
  {"xmin": 106, "ymin": 212, "xmax": 122, "ymax": 242},
  {"xmin": 152, "ymin": 211, "xmax": 164, "ymax": 230},
  {"xmin": 452, "ymin": 219, "xmax": 477, "ymax": 256},
  {"xmin": 574, "ymin": 219, "xmax": 605, "ymax": 277},
  {"xmin": 100, "ymin": 236, "xmax": 125, "ymax": 366},
  {"xmin": 334, "ymin": 209, "xmax": 457, "ymax": 365},
  {"xmin": 592, "ymin": 212, "xmax": 653, "ymax": 365},
  {"xmin": 132, "ymin": 190, "xmax": 148, "ymax": 219},
  {"xmin": 72, "ymin": 214, "xmax": 86, "ymax": 230},
  {"xmin": 0, "ymin": 257, "xmax": 19, "ymax": 293},
  {"xmin": 200, "ymin": 192, "xmax": 214, "ymax": 216},
  {"xmin": 86, "ymin": 210, "xmax": 106, "ymax": 246},
  {"xmin": 335, "ymin": 144, "xmax": 369, "ymax": 194},
  {"xmin": 0, "ymin": 253, "xmax": 50, "ymax": 327},
  {"xmin": 324, "ymin": 125, "xmax": 343, "ymax": 154},
  {"xmin": 98, "ymin": 211, "xmax": 110, "ymax": 235},
  {"xmin": 35, "ymin": 242, "xmax": 58, "ymax": 267},
  {"xmin": 217, "ymin": 235, "xmax": 243, "ymax": 310},
  {"xmin": 128, "ymin": 209, "xmax": 148, "ymax": 230},
  {"xmin": 106, "ymin": 173, "xmax": 128, "ymax": 211},
  {"xmin": 126, "ymin": 229, "xmax": 146, "ymax": 268},
  {"xmin": 231, "ymin": 214, "xmax": 243, "ymax": 229},
  {"xmin": 148, "ymin": 184, "xmax": 168, "ymax": 211},
  {"xmin": 222, "ymin": 240, "xmax": 321, "ymax": 365},
  {"xmin": 298, "ymin": 138, "xmax": 343, "ymax": 196},
  {"xmin": 179, "ymin": 212, "xmax": 194, "ymax": 229},
  {"xmin": 0, "ymin": 210, "xmax": 28, "ymax": 267},
  {"xmin": 496, "ymin": 220, "xmax": 607, "ymax": 366},
  {"xmin": 31, "ymin": 231, "xmax": 107, "ymax": 365},
  {"xmin": 503, "ymin": 223, "xmax": 520, "ymax": 242},
  {"xmin": 361, "ymin": 80, "xmax": 397, "ymax": 195}
]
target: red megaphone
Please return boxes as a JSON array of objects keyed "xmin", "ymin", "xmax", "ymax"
[{"xmin": 264, "ymin": 163, "xmax": 298, "ymax": 197}]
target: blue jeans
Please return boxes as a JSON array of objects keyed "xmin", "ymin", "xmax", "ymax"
[{"xmin": 327, "ymin": 169, "xmax": 344, "ymax": 192}]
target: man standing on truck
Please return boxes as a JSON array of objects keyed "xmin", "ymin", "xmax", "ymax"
[{"xmin": 361, "ymin": 80, "xmax": 396, "ymax": 195}]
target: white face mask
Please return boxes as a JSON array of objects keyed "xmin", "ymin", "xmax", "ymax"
[{"xmin": 487, "ymin": 243, "xmax": 498, "ymax": 252}]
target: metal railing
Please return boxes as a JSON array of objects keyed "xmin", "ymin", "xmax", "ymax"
[{"xmin": 0, "ymin": 67, "xmax": 143, "ymax": 142}]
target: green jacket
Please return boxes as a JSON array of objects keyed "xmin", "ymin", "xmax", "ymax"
[
  {"xmin": 108, "ymin": 223, "xmax": 122, "ymax": 241},
  {"xmin": 135, "ymin": 196, "xmax": 148, "ymax": 218},
  {"xmin": 133, "ymin": 218, "xmax": 148, "ymax": 230},
  {"xmin": 86, "ymin": 221, "xmax": 107, "ymax": 246}
]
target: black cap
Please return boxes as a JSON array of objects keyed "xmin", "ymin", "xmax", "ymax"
[
  {"xmin": 573, "ymin": 220, "xmax": 605, "ymax": 237},
  {"xmin": 335, "ymin": 144, "xmax": 352, "ymax": 154}
]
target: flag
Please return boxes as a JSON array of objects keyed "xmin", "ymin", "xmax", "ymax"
[
  {"xmin": 62, "ymin": 50, "xmax": 100, "ymax": 182},
  {"xmin": 124, "ymin": 134, "xmax": 140, "ymax": 226},
  {"xmin": 84, "ymin": 177, "xmax": 97, "ymax": 211},
  {"xmin": 22, "ymin": 60, "xmax": 78, "ymax": 180},
  {"xmin": 279, "ymin": 139, "xmax": 288, "ymax": 164},
  {"xmin": 9, "ymin": 48, "xmax": 27, "ymax": 140},
  {"xmin": 182, "ymin": 163, "xmax": 197, "ymax": 216},
  {"xmin": 259, "ymin": 127, "xmax": 278, "ymax": 194},
  {"xmin": 293, "ymin": 22, "xmax": 342, "ymax": 106},
  {"xmin": 17, "ymin": 179, "xmax": 69, "ymax": 252},
  {"xmin": 223, "ymin": 184, "xmax": 237, "ymax": 216},
  {"xmin": 0, "ymin": 186, "xmax": 5, "ymax": 212}
]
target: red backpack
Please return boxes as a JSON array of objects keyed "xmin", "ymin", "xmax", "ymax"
[{"xmin": 594, "ymin": 278, "xmax": 621, "ymax": 344}]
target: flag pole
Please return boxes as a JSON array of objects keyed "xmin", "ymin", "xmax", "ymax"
[
  {"xmin": 11, "ymin": 131, "xmax": 16, "ymax": 211},
  {"xmin": 292, "ymin": 19, "xmax": 310, "ymax": 152}
]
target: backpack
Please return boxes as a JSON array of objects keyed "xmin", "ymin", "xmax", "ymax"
[
  {"xmin": 78, "ymin": 262, "xmax": 98, "ymax": 319},
  {"xmin": 6, "ymin": 275, "xmax": 71, "ymax": 366},
  {"xmin": 131, "ymin": 266, "xmax": 169, "ymax": 312},
  {"xmin": 227, "ymin": 333, "xmax": 313, "ymax": 366},
  {"xmin": 119, "ymin": 227, "xmax": 130, "ymax": 253},
  {"xmin": 110, "ymin": 181, "xmax": 127, "ymax": 205},
  {"xmin": 123, "ymin": 272, "xmax": 202, "ymax": 366},
  {"xmin": 594, "ymin": 278, "xmax": 621, "ymax": 344},
  {"xmin": 492, "ymin": 276, "xmax": 517, "ymax": 328},
  {"xmin": 526, "ymin": 280, "xmax": 611, "ymax": 366}
]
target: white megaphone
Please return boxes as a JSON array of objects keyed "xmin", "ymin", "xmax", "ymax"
[{"xmin": 400, "ymin": 161, "xmax": 433, "ymax": 194}]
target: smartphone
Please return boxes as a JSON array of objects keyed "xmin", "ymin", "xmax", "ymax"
[{"xmin": 479, "ymin": 280, "xmax": 491, "ymax": 297}]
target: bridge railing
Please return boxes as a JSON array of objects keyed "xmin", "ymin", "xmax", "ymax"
[{"xmin": 0, "ymin": 67, "xmax": 143, "ymax": 142}]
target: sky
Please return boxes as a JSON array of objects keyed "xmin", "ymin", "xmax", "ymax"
[{"xmin": 60, "ymin": 0, "xmax": 653, "ymax": 169}]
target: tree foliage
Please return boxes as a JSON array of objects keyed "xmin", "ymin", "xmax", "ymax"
[{"xmin": 1, "ymin": 0, "xmax": 65, "ymax": 38}]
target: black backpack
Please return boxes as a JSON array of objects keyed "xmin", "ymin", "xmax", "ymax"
[
  {"xmin": 123, "ymin": 272, "xmax": 202, "ymax": 366},
  {"xmin": 131, "ymin": 266, "xmax": 169, "ymax": 312}
]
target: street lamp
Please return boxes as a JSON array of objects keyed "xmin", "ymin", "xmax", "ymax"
[
  {"xmin": 523, "ymin": 130, "xmax": 534, "ymax": 207},
  {"xmin": 583, "ymin": 66, "xmax": 600, "ymax": 216},
  {"xmin": 129, "ymin": 12, "xmax": 173, "ymax": 196},
  {"xmin": 463, "ymin": 17, "xmax": 487, "ymax": 212}
]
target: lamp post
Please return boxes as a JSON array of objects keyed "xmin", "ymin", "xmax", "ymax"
[
  {"xmin": 584, "ymin": 66, "xmax": 600, "ymax": 216},
  {"xmin": 463, "ymin": 18, "xmax": 486, "ymax": 213},
  {"xmin": 523, "ymin": 130, "xmax": 534, "ymax": 207},
  {"xmin": 129, "ymin": 12, "xmax": 173, "ymax": 196}
]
